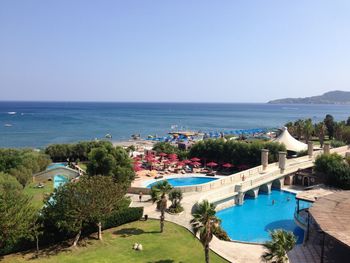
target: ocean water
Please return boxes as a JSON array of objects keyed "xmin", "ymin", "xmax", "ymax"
[{"xmin": 0, "ymin": 101, "xmax": 350, "ymax": 148}]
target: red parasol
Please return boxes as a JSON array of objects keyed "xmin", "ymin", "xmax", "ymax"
[
  {"xmin": 207, "ymin": 162, "xmax": 218, "ymax": 167},
  {"xmin": 190, "ymin": 157, "xmax": 201, "ymax": 162},
  {"xmin": 222, "ymin": 163, "xmax": 233, "ymax": 168},
  {"xmin": 168, "ymin": 153, "xmax": 178, "ymax": 159},
  {"xmin": 159, "ymin": 152, "xmax": 167, "ymax": 157},
  {"xmin": 191, "ymin": 161, "xmax": 201, "ymax": 166},
  {"xmin": 177, "ymin": 161, "xmax": 185, "ymax": 167},
  {"xmin": 183, "ymin": 159, "xmax": 192, "ymax": 164},
  {"xmin": 163, "ymin": 159, "xmax": 172, "ymax": 165}
]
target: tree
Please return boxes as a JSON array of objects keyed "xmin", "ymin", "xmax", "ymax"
[
  {"xmin": 150, "ymin": 180, "xmax": 172, "ymax": 232},
  {"xmin": 262, "ymin": 229, "xmax": 296, "ymax": 263},
  {"xmin": 87, "ymin": 147, "xmax": 116, "ymax": 176},
  {"xmin": 334, "ymin": 121, "xmax": 345, "ymax": 141},
  {"xmin": 0, "ymin": 173, "xmax": 37, "ymax": 252},
  {"xmin": 84, "ymin": 176, "xmax": 126, "ymax": 240},
  {"xmin": 42, "ymin": 181, "xmax": 91, "ymax": 247},
  {"xmin": 315, "ymin": 122, "xmax": 326, "ymax": 147},
  {"xmin": 168, "ymin": 188, "xmax": 183, "ymax": 213},
  {"xmin": 190, "ymin": 200, "xmax": 220, "ymax": 263},
  {"xmin": 324, "ymin": 114, "xmax": 335, "ymax": 139},
  {"xmin": 294, "ymin": 119, "xmax": 304, "ymax": 140},
  {"xmin": 303, "ymin": 119, "xmax": 313, "ymax": 143}
]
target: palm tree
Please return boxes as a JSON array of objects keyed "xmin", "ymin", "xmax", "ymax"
[
  {"xmin": 315, "ymin": 122, "xmax": 326, "ymax": 147},
  {"xmin": 303, "ymin": 119, "xmax": 314, "ymax": 143},
  {"xmin": 191, "ymin": 200, "xmax": 220, "ymax": 263},
  {"xmin": 262, "ymin": 229, "xmax": 296, "ymax": 263},
  {"xmin": 294, "ymin": 119, "xmax": 304, "ymax": 140},
  {"xmin": 150, "ymin": 180, "xmax": 172, "ymax": 232}
]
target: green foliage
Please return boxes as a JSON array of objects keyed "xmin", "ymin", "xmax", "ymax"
[
  {"xmin": 324, "ymin": 114, "xmax": 335, "ymax": 139},
  {"xmin": 315, "ymin": 153, "xmax": 350, "ymax": 189},
  {"xmin": 189, "ymin": 139, "xmax": 286, "ymax": 167},
  {"xmin": 191, "ymin": 200, "xmax": 223, "ymax": 263},
  {"xmin": 101, "ymin": 207, "xmax": 143, "ymax": 230},
  {"xmin": 168, "ymin": 189, "xmax": 183, "ymax": 213},
  {"xmin": 0, "ymin": 149, "xmax": 51, "ymax": 188},
  {"xmin": 212, "ymin": 225, "xmax": 230, "ymax": 241},
  {"xmin": 45, "ymin": 141, "xmax": 113, "ymax": 162},
  {"xmin": 87, "ymin": 145, "xmax": 135, "ymax": 187},
  {"xmin": 0, "ymin": 173, "xmax": 38, "ymax": 254},
  {"xmin": 153, "ymin": 142, "xmax": 188, "ymax": 160},
  {"xmin": 150, "ymin": 180, "xmax": 173, "ymax": 208},
  {"xmin": 330, "ymin": 140, "xmax": 346, "ymax": 148},
  {"xmin": 262, "ymin": 229, "xmax": 296, "ymax": 263}
]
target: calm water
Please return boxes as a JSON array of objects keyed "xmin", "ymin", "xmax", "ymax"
[
  {"xmin": 216, "ymin": 190, "xmax": 311, "ymax": 244},
  {"xmin": 147, "ymin": 176, "xmax": 218, "ymax": 188},
  {"xmin": 1, "ymin": 101, "xmax": 349, "ymax": 148}
]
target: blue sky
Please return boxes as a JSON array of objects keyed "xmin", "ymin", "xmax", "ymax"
[{"xmin": 0, "ymin": 1, "xmax": 349, "ymax": 102}]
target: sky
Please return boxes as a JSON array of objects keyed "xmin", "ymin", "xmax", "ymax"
[{"xmin": 0, "ymin": 0, "xmax": 350, "ymax": 103}]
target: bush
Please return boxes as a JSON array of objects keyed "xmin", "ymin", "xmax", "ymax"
[
  {"xmin": 213, "ymin": 225, "xmax": 230, "ymax": 241},
  {"xmin": 330, "ymin": 140, "xmax": 346, "ymax": 148},
  {"xmin": 189, "ymin": 139, "xmax": 286, "ymax": 167},
  {"xmin": 168, "ymin": 205, "xmax": 184, "ymax": 214},
  {"xmin": 102, "ymin": 207, "xmax": 144, "ymax": 230},
  {"xmin": 152, "ymin": 142, "xmax": 188, "ymax": 160},
  {"xmin": 315, "ymin": 153, "xmax": 350, "ymax": 189},
  {"xmin": 296, "ymin": 150, "xmax": 308, "ymax": 157}
]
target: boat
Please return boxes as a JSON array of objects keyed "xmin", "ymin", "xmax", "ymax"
[
  {"xmin": 4, "ymin": 124, "xmax": 12, "ymax": 127},
  {"xmin": 105, "ymin": 134, "xmax": 112, "ymax": 139},
  {"xmin": 7, "ymin": 112, "xmax": 16, "ymax": 115}
]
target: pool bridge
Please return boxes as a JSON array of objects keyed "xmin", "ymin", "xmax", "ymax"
[{"xmin": 199, "ymin": 143, "xmax": 349, "ymax": 209}]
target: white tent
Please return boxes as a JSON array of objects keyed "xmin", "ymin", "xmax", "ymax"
[{"xmin": 273, "ymin": 127, "xmax": 307, "ymax": 152}]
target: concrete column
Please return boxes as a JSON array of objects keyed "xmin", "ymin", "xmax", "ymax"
[
  {"xmin": 259, "ymin": 182, "xmax": 272, "ymax": 194},
  {"xmin": 278, "ymin": 151, "xmax": 287, "ymax": 173},
  {"xmin": 307, "ymin": 141, "xmax": 314, "ymax": 158},
  {"xmin": 261, "ymin": 149, "xmax": 269, "ymax": 170},
  {"xmin": 323, "ymin": 143, "xmax": 330, "ymax": 154},
  {"xmin": 236, "ymin": 193, "xmax": 245, "ymax": 205}
]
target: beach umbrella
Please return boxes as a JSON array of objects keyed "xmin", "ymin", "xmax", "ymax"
[
  {"xmin": 183, "ymin": 159, "xmax": 192, "ymax": 164},
  {"xmin": 190, "ymin": 157, "xmax": 201, "ymax": 162},
  {"xmin": 191, "ymin": 161, "xmax": 201, "ymax": 166},
  {"xmin": 168, "ymin": 153, "xmax": 178, "ymax": 159},
  {"xmin": 222, "ymin": 163, "xmax": 233, "ymax": 168},
  {"xmin": 207, "ymin": 162, "xmax": 218, "ymax": 167},
  {"xmin": 163, "ymin": 159, "xmax": 171, "ymax": 165},
  {"xmin": 159, "ymin": 152, "xmax": 167, "ymax": 157},
  {"xmin": 177, "ymin": 161, "xmax": 185, "ymax": 167}
]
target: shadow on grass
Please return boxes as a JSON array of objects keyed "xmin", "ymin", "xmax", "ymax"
[
  {"xmin": 113, "ymin": 228, "xmax": 160, "ymax": 237},
  {"xmin": 16, "ymin": 240, "xmax": 72, "ymax": 260},
  {"xmin": 147, "ymin": 260, "xmax": 176, "ymax": 263}
]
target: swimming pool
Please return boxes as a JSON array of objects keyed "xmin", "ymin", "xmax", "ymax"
[
  {"xmin": 147, "ymin": 176, "xmax": 218, "ymax": 188},
  {"xmin": 47, "ymin": 163, "xmax": 67, "ymax": 170},
  {"xmin": 53, "ymin": 175, "xmax": 69, "ymax": 188},
  {"xmin": 216, "ymin": 190, "xmax": 311, "ymax": 244}
]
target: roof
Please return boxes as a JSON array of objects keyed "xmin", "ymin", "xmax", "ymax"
[
  {"xmin": 296, "ymin": 185, "xmax": 336, "ymax": 202},
  {"xmin": 273, "ymin": 127, "xmax": 307, "ymax": 152},
  {"xmin": 309, "ymin": 191, "xmax": 350, "ymax": 247}
]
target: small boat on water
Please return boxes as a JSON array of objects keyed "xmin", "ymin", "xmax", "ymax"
[
  {"xmin": 4, "ymin": 124, "xmax": 12, "ymax": 127},
  {"xmin": 7, "ymin": 112, "xmax": 16, "ymax": 115},
  {"xmin": 105, "ymin": 133, "xmax": 112, "ymax": 139}
]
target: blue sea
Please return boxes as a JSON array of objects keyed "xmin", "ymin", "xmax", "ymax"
[{"xmin": 0, "ymin": 101, "xmax": 349, "ymax": 148}]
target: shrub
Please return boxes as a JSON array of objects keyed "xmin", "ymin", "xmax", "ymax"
[
  {"xmin": 168, "ymin": 206, "xmax": 184, "ymax": 214},
  {"xmin": 296, "ymin": 150, "xmax": 308, "ymax": 157},
  {"xmin": 330, "ymin": 140, "xmax": 346, "ymax": 148},
  {"xmin": 102, "ymin": 207, "xmax": 144, "ymax": 230},
  {"xmin": 213, "ymin": 225, "xmax": 230, "ymax": 241}
]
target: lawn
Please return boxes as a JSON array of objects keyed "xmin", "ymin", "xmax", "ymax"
[
  {"xmin": 23, "ymin": 182, "xmax": 54, "ymax": 210},
  {"xmin": 2, "ymin": 220, "xmax": 228, "ymax": 263}
]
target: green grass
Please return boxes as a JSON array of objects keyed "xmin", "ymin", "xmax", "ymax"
[
  {"xmin": 23, "ymin": 182, "xmax": 54, "ymax": 210},
  {"xmin": 2, "ymin": 220, "xmax": 228, "ymax": 263}
]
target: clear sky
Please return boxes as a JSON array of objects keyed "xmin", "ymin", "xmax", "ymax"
[{"xmin": 1, "ymin": 0, "xmax": 349, "ymax": 102}]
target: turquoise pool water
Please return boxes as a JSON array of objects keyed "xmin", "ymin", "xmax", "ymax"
[
  {"xmin": 147, "ymin": 177, "xmax": 218, "ymax": 188},
  {"xmin": 216, "ymin": 190, "xmax": 311, "ymax": 244},
  {"xmin": 47, "ymin": 163, "xmax": 66, "ymax": 170},
  {"xmin": 53, "ymin": 175, "xmax": 68, "ymax": 188}
]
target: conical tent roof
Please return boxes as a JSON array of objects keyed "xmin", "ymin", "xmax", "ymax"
[{"xmin": 273, "ymin": 127, "xmax": 307, "ymax": 152}]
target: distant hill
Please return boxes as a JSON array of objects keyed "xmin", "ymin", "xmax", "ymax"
[{"xmin": 268, "ymin": 90, "xmax": 350, "ymax": 104}]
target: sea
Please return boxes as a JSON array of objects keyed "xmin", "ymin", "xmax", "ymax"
[{"xmin": 0, "ymin": 101, "xmax": 349, "ymax": 148}]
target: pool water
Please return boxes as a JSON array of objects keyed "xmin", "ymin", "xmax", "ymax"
[
  {"xmin": 216, "ymin": 190, "xmax": 311, "ymax": 244},
  {"xmin": 47, "ymin": 163, "xmax": 67, "ymax": 170},
  {"xmin": 147, "ymin": 176, "xmax": 218, "ymax": 188},
  {"xmin": 53, "ymin": 175, "xmax": 68, "ymax": 188}
]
